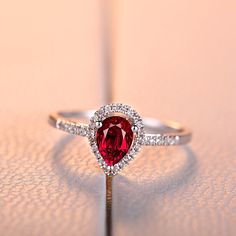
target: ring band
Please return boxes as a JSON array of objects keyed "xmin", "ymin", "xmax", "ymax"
[{"xmin": 49, "ymin": 103, "xmax": 192, "ymax": 175}]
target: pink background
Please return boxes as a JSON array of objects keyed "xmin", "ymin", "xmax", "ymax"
[{"xmin": 0, "ymin": 1, "xmax": 235, "ymax": 235}]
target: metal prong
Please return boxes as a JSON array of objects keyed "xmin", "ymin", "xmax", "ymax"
[
  {"xmin": 95, "ymin": 121, "xmax": 103, "ymax": 128},
  {"xmin": 131, "ymin": 125, "xmax": 138, "ymax": 133}
]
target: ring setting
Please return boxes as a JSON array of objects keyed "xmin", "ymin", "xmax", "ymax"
[
  {"xmin": 49, "ymin": 103, "xmax": 192, "ymax": 176},
  {"xmin": 88, "ymin": 104, "xmax": 145, "ymax": 176}
]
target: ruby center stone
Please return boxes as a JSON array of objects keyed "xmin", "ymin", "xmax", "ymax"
[{"xmin": 96, "ymin": 116, "xmax": 133, "ymax": 166}]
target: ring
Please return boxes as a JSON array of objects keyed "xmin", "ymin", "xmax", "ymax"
[{"xmin": 49, "ymin": 103, "xmax": 192, "ymax": 176}]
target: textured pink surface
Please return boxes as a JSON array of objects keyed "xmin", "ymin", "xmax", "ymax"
[{"xmin": 0, "ymin": 1, "xmax": 235, "ymax": 236}]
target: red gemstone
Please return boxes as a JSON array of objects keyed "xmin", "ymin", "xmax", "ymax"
[{"xmin": 96, "ymin": 116, "xmax": 133, "ymax": 166}]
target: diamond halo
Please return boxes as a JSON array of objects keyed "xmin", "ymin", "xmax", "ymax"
[{"xmin": 88, "ymin": 103, "xmax": 145, "ymax": 176}]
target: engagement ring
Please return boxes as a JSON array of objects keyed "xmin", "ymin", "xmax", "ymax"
[{"xmin": 49, "ymin": 103, "xmax": 192, "ymax": 176}]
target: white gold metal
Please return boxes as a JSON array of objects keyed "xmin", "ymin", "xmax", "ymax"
[
  {"xmin": 95, "ymin": 121, "xmax": 103, "ymax": 128},
  {"xmin": 49, "ymin": 103, "xmax": 192, "ymax": 175},
  {"xmin": 131, "ymin": 125, "xmax": 138, "ymax": 133}
]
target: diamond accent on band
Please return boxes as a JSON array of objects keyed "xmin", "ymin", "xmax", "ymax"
[
  {"xmin": 142, "ymin": 134, "xmax": 180, "ymax": 146},
  {"xmin": 56, "ymin": 119, "xmax": 88, "ymax": 137},
  {"xmin": 88, "ymin": 103, "xmax": 145, "ymax": 176}
]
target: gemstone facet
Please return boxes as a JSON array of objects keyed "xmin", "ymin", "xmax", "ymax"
[{"xmin": 96, "ymin": 116, "xmax": 133, "ymax": 166}]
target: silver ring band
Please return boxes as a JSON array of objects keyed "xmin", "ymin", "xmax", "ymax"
[{"xmin": 49, "ymin": 110, "xmax": 191, "ymax": 146}]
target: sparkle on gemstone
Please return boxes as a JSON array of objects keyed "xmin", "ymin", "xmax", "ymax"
[{"xmin": 96, "ymin": 116, "xmax": 133, "ymax": 166}]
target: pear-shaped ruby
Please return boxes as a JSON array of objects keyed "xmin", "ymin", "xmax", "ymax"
[{"xmin": 96, "ymin": 116, "xmax": 133, "ymax": 166}]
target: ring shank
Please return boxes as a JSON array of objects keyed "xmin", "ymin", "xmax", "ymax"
[{"xmin": 49, "ymin": 110, "xmax": 192, "ymax": 146}]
